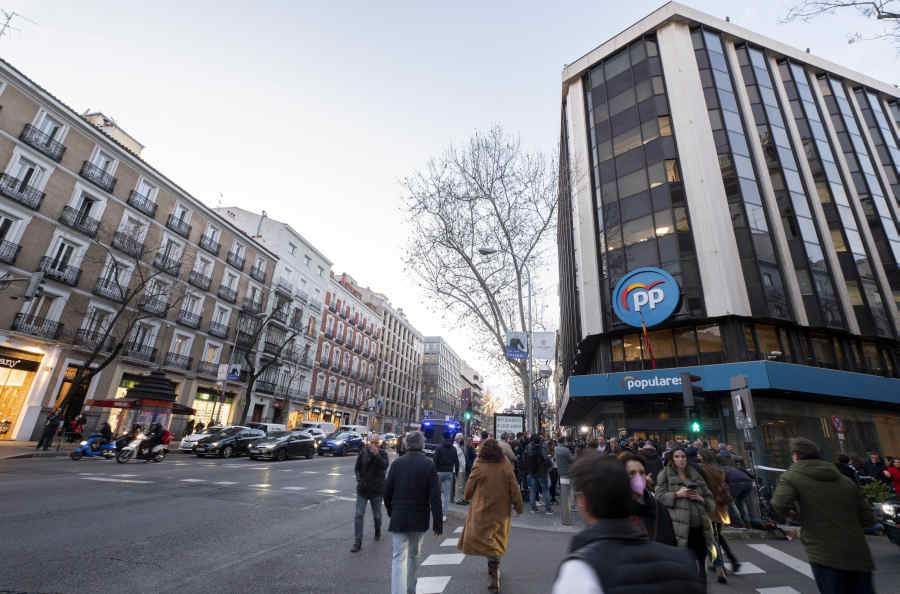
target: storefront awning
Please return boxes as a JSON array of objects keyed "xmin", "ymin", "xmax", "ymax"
[{"xmin": 172, "ymin": 403, "xmax": 196, "ymax": 416}]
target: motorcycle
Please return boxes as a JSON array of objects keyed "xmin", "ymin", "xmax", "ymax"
[
  {"xmin": 70, "ymin": 433, "xmax": 116, "ymax": 460},
  {"xmin": 116, "ymin": 433, "xmax": 168, "ymax": 463}
]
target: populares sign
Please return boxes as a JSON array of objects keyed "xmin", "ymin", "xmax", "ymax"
[{"xmin": 611, "ymin": 267, "xmax": 680, "ymax": 328}]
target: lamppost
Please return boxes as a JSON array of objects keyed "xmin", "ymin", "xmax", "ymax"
[{"xmin": 477, "ymin": 247, "xmax": 535, "ymax": 433}]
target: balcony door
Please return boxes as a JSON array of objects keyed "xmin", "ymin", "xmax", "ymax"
[
  {"xmin": 91, "ymin": 150, "xmax": 114, "ymax": 172},
  {"xmin": 12, "ymin": 156, "xmax": 44, "ymax": 189},
  {"xmin": 83, "ymin": 307, "xmax": 111, "ymax": 336},
  {"xmin": 21, "ymin": 293, "xmax": 56, "ymax": 327},
  {"xmin": 49, "ymin": 240, "xmax": 75, "ymax": 273},
  {"xmin": 37, "ymin": 114, "xmax": 62, "ymax": 141},
  {"xmin": 75, "ymin": 194, "xmax": 97, "ymax": 224},
  {"xmin": 131, "ymin": 323, "xmax": 155, "ymax": 349}
]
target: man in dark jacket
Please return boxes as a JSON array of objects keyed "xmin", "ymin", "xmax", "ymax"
[
  {"xmin": 351, "ymin": 434, "xmax": 389, "ymax": 552},
  {"xmin": 552, "ymin": 452, "xmax": 704, "ymax": 593},
  {"xmin": 385, "ymin": 431, "xmax": 442, "ymax": 594},
  {"xmin": 863, "ymin": 452, "xmax": 890, "ymax": 485},
  {"xmin": 527, "ymin": 435, "xmax": 553, "ymax": 514},
  {"xmin": 836, "ymin": 454, "xmax": 859, "ymax": 484},
  {"xmin": 433, "ymin": 436, "xmax": 458, "ymax": 522},
  {"xmin": 36, "ymin": 410, "xmax": 62, "ymax": 450},
  {"xmin": 772, "ymin": 438, "xmax": 875, "ymax": 594}
]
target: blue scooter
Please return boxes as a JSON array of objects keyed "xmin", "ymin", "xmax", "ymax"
[{"xmin": 70, "ymin": 433, "xmax": 116, "ymax": 460}]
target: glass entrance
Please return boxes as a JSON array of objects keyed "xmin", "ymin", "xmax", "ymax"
[{"xmin": 0, "ymin": 348, "xmax": 42, "ymax": 440}]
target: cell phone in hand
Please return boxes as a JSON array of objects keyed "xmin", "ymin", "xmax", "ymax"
[{"xmin": 685, "ymin": 483, "xmax": 698, "ymax": 490}]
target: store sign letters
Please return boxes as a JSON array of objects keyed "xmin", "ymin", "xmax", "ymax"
[
  {"xmin": 0, "ymin": 359, "xmax": 21, "ymax": 369},
  {"xmin": 612, "ymin": 267, "xmax": 680, "ymax": 328},
  {"xmin": 622, "ymin": 374, "xmax": 682, "ymax": 391}
]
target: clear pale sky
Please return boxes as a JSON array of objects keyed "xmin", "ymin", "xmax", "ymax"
[{"xmin": 2, "ymin": 1, "xmax": 896, "ymax": 402}]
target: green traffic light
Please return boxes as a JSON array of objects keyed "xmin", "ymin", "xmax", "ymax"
[
  {"xmin": 690, "ymin": 421, "xmax": 701, "ymax": 433},
  {"xmin": 463, "ymin": 411, "xmax": 472, "ymax": 421}
]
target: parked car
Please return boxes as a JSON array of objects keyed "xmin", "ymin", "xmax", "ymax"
[
  {"xmin": 302, "ymin": 427, "xmax": 327, "ymax": 444},
  {"xmin": 178, "ymin": 425, "xmax": 226, "ymax": 452},
  {"xmin": 249, "ymin": 430, "xmax": 316, "ymax": 461},
  {"xmin": 301, "ymin": 421, "xmax": 336, "ymax": 435},
  {"xmin": 340, "ymin": 424, "xmax": 369, "ymax": 436},
  {"xmin": 381, "ymin": 433, "xmax": 398, "ymax": 448},
  {"xmin": 246, "ymin": 422, "xmax": 286, "ymax": 435},
  {"xmin": 317, "ymin": 431, "xmax": 364, "ymax": 456},
  {"xmin": 194, "ymin": 427, "xmax": 265, "ymax": 458}
]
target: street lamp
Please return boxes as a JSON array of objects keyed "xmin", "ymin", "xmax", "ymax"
[{"xmin": 478, "ymin": 246, "xmax": 535, "ymax": 434}]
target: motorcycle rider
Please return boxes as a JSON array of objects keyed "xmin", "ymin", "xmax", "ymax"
[
  {"xmin": 92, "ymin": 422, "xmax": 113, "ymax": 451},
  {"xmin": 138, "ymin": 423, "xmax": 163, "ymax": 459}
]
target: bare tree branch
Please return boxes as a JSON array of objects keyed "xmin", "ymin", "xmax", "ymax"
[{"xmin": 783, "ymin": 0, "xmax": 900, "ymax": 50}]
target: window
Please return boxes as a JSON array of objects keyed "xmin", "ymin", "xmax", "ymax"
[
  {"xmin": 664, "ymin": 159, "xmax": 681, "ymax": 183},
  {"xmin": 173, "ymin": 202, "xmax": 191, "ymax": 224},
  {"xmin": 318, "ymin": 265, "xmax": 324, "ymax": 277},
  {"xmin": 161, "ymin": 237, "xmax": 183, "ymax": 260},
  {"xmin": 194, "ymin": 256, "xmax": 212, "ymax": 276},
  {"xmin": 304, "ymin": 254, "xmax": 311, "ymax": 266},
  {"xmin": 203, "ymin": 343, "xmax": 221, "ymax": 364},
  {"xmin": 135, "ymin": 177, "xmax": 156, "ymax": 200},
  {"xmin": 131, "ymin": 322, "xmax": 156, "ymax": 347},
  {"xmin": 75, "ymin": 192, "xmax": 99, "ymax": 222},
  {"xmin": 10, "ymin": 154, "xmax": 46, "ymax": 189},
  {"xmin": 183, "ymin": 293, "xmax": 202, "ymax": 314},
  {"xmin": 289, "ymin": 242, "xmax": 297, "ymax": 256},
  {"xmin": 21, "ymin": 292, "xmax": 58, "ymax": 322},
  {"xmin": 119, "ymin": 215, "xmax": 146, "ymax": 241},
  {"xmin": 213, "ymin": 305, "xmax": 230, "ymax": 325},
  {"xmin": 204, "ymin": 224, "xmax": 220, "ymax": 242},
  {"xmin": 171, "ymin": 333, "xmax": 193, "ymax": 356},
  {"xmin": 36, "ymin": 113, "xmax": 63, "ymax": 140},
  {"xmin": 658, "ymin": 116, "xmax": 672, "ymax": 136},
  {"xmin": 83, "ymin": 305, "xmax": 112, "ymax": 333},
  {"xmin": 224, "ymin": 272, "xmax": 238, "ymax": 289},
  {"xmin": 232, "ymin": 240, "xmax": 246, "ymax": 258},
  {"xmin": 48, "ymin": 238, "xmax": 77, "ymax": 272},
  {"xmin": 91, "ymin": 149, "xmax": 114, "ymax": 172},
  {"xmin": 0, "ymin": 208, "xmax": 29, "ymax": 245}
]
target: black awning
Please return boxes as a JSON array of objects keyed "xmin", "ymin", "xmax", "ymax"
[{"xmin": 172, "ymin": 403, "xmax": 196, "ymax": 416}]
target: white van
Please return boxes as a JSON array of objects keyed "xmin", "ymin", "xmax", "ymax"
[
  {"xmin": 339, "ymin": 424, "xmax": 370, "ymax": 436},
  {"xmin": 247, "ymin": 422, "xmax": 286, "ymax": 435},
  {"xmin": 301, "ymin": 421, "xmax": 336, "ymax": 435}
]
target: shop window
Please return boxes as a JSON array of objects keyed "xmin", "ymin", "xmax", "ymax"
[
  {"xmin": 647, "ymin": 329, "xmax": 676, "ymax": 368},
  {"xmin": 756, "ymin": 325, "xmax": 782, "ymax": 357},
  {"xmin": 810, "ymin": 334, "xmax": 836, "ymax": 368},
  {"xmin": 744, "ymin": 324, "xmax": 759, "ymax": 359},
  {"xmin": 862, "ymin": 342, "xmax": 882, "ymax": 373},
  {"xmin": 697, "ymin": 324, "xmax": 724, "ymax": 364},
  {"xmin": 624, "ymin": 334, "xmax": 642, "ymax": 370},
  {"xmin": 0, "ymin": 348, "xmax": 41, "ymax": 440},
  {"xmin": 674, "ymin": 328, "xmax": 698, "ymax": 365}
]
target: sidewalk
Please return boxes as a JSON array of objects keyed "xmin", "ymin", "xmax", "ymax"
[{"xmin": 0, "ymin": 440, "xmax": 70, "ymax": 459}]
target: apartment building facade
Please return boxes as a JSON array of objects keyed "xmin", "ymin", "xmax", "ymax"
[
  {"xmin": 0, "ymin": 58, "xmax": 280, "ymax": 439},
  {"xmin": 556, "ymin": 3, "xmax": 900, "ymax": 464},
  {"xmin": 460, "ymin": 363, "xmax": 484, "ymax": 430},
  {"xmin": 309, "ymin": 273, "xmax": 382, "ymax": 428},
  {"xmin": 214, "ymin": 206, "xmax": 331, "ymax": 428},
  {"xmin": 422, "ymin": 336, "xmax": 462, "ymax": 419}
]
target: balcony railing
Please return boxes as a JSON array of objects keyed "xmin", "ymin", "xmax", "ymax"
[
  {"xmin": 166, "ymin": 214, "xmax": 191, "ymax": 239},
  {"xmin": 335, "ymin": 334, "xmax": 345, "ymax": 344},
  {"xmin": 295, "ymin": 289, "xmax": 309, "ymax": 303},
  {"xmin": 274, "ymin": 277, "xmax": 291, "ymax": 295},
  {"xmin": 111, "ymin": 231, "xmax": 144, "ymax": 257},
  {"xmin": 242, "ymin": 298, "xmax": 262, "ymax": 314},
  {"xmin": 188, "ymin": 270, "xmax": 211, "ymax": 291},
  {"xmin": 218, "ymin": 284, "xmax": 237, "ymax": 303},
  {"xmin": 12, "ymin": 313, "xmax": 62, "ymax": 339},
  {"xmin": 39, "ymin": 256, "xmax": 80, "ymax": 286},
  {"xmin": 59, "ymin": 205, "xmax": 99, "ymax": 237},
  {"xmin": 80, "ymin": 161, "xmax": 116, "ymax": 193},
  {"xmin": 328, "ymin": 302, "xmax": 337, "ymax": 312},
  {"xmin": 20, "ymin": 124, "xmax": 66, "ymax": 161},
  {"xmin": 0, "ymin": 239, "xmax": 20, "ymax": 264},
  {"xmin": 263, "ymin": 339, "xmax": 283, "ymax": 355},
  {"xmin": 93, "ymin": 277, "xmax": 125, "ymax": 302},
  {"xmin": 324, "ymin": 330, "xmax": 333, "ymax": 339},
  {"xmin": 250, "ymin": 265, "xmax": 266, "ymax": 283},
  {"xmin": 153, "ymin": 252, "xmax": 181, "ymax": 276},
  {"xmin": 208, "ymin": 321, "xmax": 229, "ymax": 339},
  {"xmin": 338, "ymin": 309, "xmax": 347, "ymax": 319},
  {"xmin": 121, "ymin": 341, "xmax": 157, "ymax": 363},
  {"xmin": 256, "ymin": 378, "xmax": 277, "ymax": 395},
  {"xmin": 272, "ymin": 307, "xmax": 289, "ymax": 324},
  {"xmin": 197, "ymin": 361, "xmax": 219, "ymax": 377},
  {"xmin": 74, "ymin": 328, "xmax": 115, "ymax": 351},
  {"xmin": 127, "ymin": 189, "xmax": 157, "ymax": 217},
  {"xmin": 199, "ymin": 233, "xmax": 220, "ymax": 256},
  {"xmin": 236, "ymin": 330, "xmax": 256, "ymax": 348},
  {"xmin": 164, "ymin": 352, "xmax": 192, "ymax": 370},
  {"xmin": 310, "ymin": 299, "xmax": 324, "ymax": 312},
  {"xmin": 0, "ymin": 173, "xmax": 45, "ymax": 210},
  {"xmin": 289, "ymin": 314, "xmax": 304, "ymax": 332},
  {"xmin": 139, "ymin": 295, "xmax": 168, "ymax": 316},
  {"xmin": 226, "ymin": 250, "xmax": 245, "ymax": 271},
  {"xmin": 177, "ymin": 309, "xmax": 201, "ymax": 329}
]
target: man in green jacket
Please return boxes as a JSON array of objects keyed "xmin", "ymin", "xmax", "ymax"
[{"xmin": 771, "ymin": 437, "xmax": 875, "ymax": 594}]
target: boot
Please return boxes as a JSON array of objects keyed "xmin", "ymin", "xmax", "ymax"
[
  {"xmin": 488, "ymin": 560, "xmax": 500, "ymax": 591},
  {"xmin": 716, "ymin": 566, "xmax": 727, "ymax": 584},
  {"xmin": 374, "ymin": 525, "xmax": 381, "ymax": 541},
  {"xmin": 350, "ymin": 541, "xmax": 361, "ymax": 553}
]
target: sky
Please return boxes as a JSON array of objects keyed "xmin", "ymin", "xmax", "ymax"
[{"xmin": 1, "ymin": 0, "xmax": 897, "ymax": 403}]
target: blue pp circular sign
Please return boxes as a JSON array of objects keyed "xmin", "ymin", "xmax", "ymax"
[{"xmin": 612, "ymin": 267, "xmax": 680, "ymax": 328}]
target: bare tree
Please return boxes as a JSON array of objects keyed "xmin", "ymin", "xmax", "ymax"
[
  {"xmin": 402, "ymin": 126, "xmax": 557, "ymax": 430},
  {"xmin": 783, "ymin": 1, "xmax": 900, "ymax": 49},
  {"xmin": 56, "ymin": 232, "xmax": 188, "ymax": 419}
]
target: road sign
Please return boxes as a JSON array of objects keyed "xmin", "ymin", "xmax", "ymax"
[
  {"xmin": 217, "ymin": 364, "xmax": 229, "ymax": 382},
  {"xmin": 504, "ymin": 331, "xmax": 527, "ymax": 360},
  {"xmin": 831, "ymin": 415, "xmax": 844, "ymax": 434},
  {"xmin": 227, "ymin": 364, "xmax": 242, "ymax": 381},
  {"xmin": 730, "ymin": 375, "xmax": 756, "ymax": 430},
  {"xmin": 494, "ymin": 413, "xmax": 524, "ymax": 437}
]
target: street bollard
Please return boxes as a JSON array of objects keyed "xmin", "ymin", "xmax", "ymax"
[{"xmin": 560, "ymin": 478, "xmax": 572, "ymax": 526}]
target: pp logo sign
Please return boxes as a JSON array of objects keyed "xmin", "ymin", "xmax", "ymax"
[{"xmin": 612, "ymin": 267, "xmax": 680, "ymax": 328}]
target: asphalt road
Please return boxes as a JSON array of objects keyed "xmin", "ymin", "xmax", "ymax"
[{"xmin": 1, "ymin": 452, "xmax": 898, "ymax": 594}]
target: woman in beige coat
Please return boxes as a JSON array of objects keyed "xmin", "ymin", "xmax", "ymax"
[{"xmin": 457, "ymin": 438, "xmax": 523, "ymax": 592}]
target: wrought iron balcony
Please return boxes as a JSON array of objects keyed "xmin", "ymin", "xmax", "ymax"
[
  {"xmin": 324, "ymin": 330, "xmax": 333, "ymax": 339},
  {"xmin": 295, "ymin": 289, "xmax": 309, "ymax": 303},
  {"xmin": 188, "ymin": 270, "xmax": 211, "ymax": 291},
  {"xmin": 226, "ymin": 249, "xmax": 245, "ymax": 271},
  {"xmin": 139, "ymin": 294, "xmax": 168, "ymax": 316},
  {"xmin": 335, "ymin": 334, "xmax": 345, "ymax": 344},
  {"xmin": 263, "ymin": 339, "xmax": 283, "ymax": 356},
  {"xmin": 274, "ymin": 277, "xmax": 291, "ymax": 296},
  {"xmin": 199, "ymin": 233, "xmax": 220, "ymax": 256},
  {"xmin": 354, "ymin": 344, "xmax": 363, "ymax": 354},
  {"xmin": 80, "ymin": 161, "xmax": 117, "ymax": 193},
  {"xmin": 153, "ymin": 252, "xmax": 181, "ymax": 276},
  {"xmin": 289, "ymin": 314, "xmax": 304, "ymax": 332},
  {"xmin": 272, "ymin": 307, "xmax": 289, "ymax": 324},
  {"xmin": 250, "ymin": 265, "xmax": 266, "ymax": 283},
  {"xmin": 256, "ymin": 378, "xmax": 277, "ymax": 395},
  {"xmin": 20, "ymin": 124, "xmax": 66, "ymax": 161},
  {"xmin": 0, "ymin": 173, "xmax": 45, "ymax": 210},
  {"xmin": 236, "ymin": 330, "xmax": 256, "ymax": 348},
  {"xmin": 208, "ymin": 321, "xmax": 229, "ymax": 339},
  {"xmin": 177, "ymin": 309, "xmax": 201, "ymax": 329},
  {"xmin": 111, "ymin": 231, "xmax": 144, "ymax": 257},
  {"xmin": 166, "ymin": 214, "xmax": 191, "ymax": 239},
  {"xmin": 197, "ymin": 361, "xmax": 219, "ymax": 377},
  {"xmin": 121, "ymin": 341, "xmax": 157, "ymax": 363},
  {"xmin": 330, "ymin": 361, "xmax": 341, "ymax": 372},
  {"xmin": 127, "ymin": 189, "xmax": 157, "ymax": 217},
  {"xmin": 0, "ymin": 239, "xmax": 20, "ymax": 264},
  {"xmin": 39, "ymin": 256, "xmax": 80, "ymax": 286},
  {"xmin": 12, "ymin": 313, "xmax": 62, "ymax": 339},
  {"xmin": 74, "ymin": 328, "xmax": 115, "ymax": 351},
  {"xmin": 242, "ymin": 298, "xmax": 262, "ymax": 314},
  {"xmin": 164, "ymin": 352, "xmax": 192, "ymax": 370},
  {"xmin": 328, "ymin": 302, "xmax": 337, "ymax": 312},
  {"xmin": 218, "ymin": 284, "xmax": 237, "ymax": 303},
  {"xmin": 59, "ymin": 205, "xmax": 99, "ymax": 237},
  {"xmin": 93, "ymin": 277, "xmax": 125, "ymax": 302},
  {"xmin": 338, "ymin": 309, "xmax": 347, "ymax": 319}
]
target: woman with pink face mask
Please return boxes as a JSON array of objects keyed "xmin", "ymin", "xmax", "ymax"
[{"xmin": 619, "ymin": 452, "xmax": 676, "ymax": 546}]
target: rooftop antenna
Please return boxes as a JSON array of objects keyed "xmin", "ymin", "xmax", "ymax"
[
  {"xmin": 216, "ymin": 192, "xmax": 224, "ymax": 208},
  {"xmin": 0, "ymin": 10, "xmax": 37, "ymax": 40}
]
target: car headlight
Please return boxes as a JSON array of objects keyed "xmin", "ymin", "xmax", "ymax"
[
  {"xmin": 80, "ymin": 440, "xmax": 88, "ymax": 446},
  {"xmin": 335, "ymin": 440, "xmax": 344, "ymax": 445},
  {"xmin": 263, "ymin": 444, "xmax": 274, "ymax": 450},
  {"xmin": 882, "ymin": 503, "xmax": 896, "ymax": 516},
  {"xmin": 211, "ymin": 442, "xmax": 220, "ymax": 447}
]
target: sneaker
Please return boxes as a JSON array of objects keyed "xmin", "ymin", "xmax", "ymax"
[
  {"xmin": 350, "ymin": 541, "xmax": 361, "ymax": 553},
  {"xmin": 443, "ymin": 516, "xmax": 447, "ymax": 522},
  {"xmin": 374, "ymin": 528, "xmax": 381, "ymax": 541},
  {"xmin": 531, "ymin": 507, "xmax": 539, "ymax": 513},
  {"xmin": 545, "ymin": 509, "xmax": 553, "ymax": 515}
]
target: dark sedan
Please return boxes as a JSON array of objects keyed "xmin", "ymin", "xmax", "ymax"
[
  {"xmin": 248, "ymin": 430, "xmax": 316, "ymax": 461},
  {"xmin": 317, "ymin": 431, "xmax": 364, "ymax": 456},
  {"xmin": 193, "ymin": 427, "xmax": 265, "ymax": 458}
]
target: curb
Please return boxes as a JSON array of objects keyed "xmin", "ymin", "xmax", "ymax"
[{"xmin": 2, "ymin": 450, "xmax": 70, "ymax": 460}]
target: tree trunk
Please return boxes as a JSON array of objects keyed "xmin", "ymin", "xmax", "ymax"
[{"xmin": 239, "ymin": 371, "xmax": 257, "ymax": 424}]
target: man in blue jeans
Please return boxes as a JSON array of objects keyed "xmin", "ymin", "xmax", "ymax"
[
  {"xmin": 351, "ymin": 434, "xmax": 388, "ymax": 552},
  {"xmin": 385, "ymin": 431, "xmax": 443, "ymax": 594},
  {"xmin": 527, "ymin": 434, "xmax": 553, "ymax": 514},
  {"xmin": 433, "ymin": 435, "xmax": 459, "ymax": 522}
]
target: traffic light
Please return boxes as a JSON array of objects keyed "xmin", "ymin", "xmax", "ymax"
[
  {"xmin": 680, "ymin": 373, "xmax": 702, "ymax": 408},
  {"xmin": 690, "ymin": 419, "xmax": 702, "ymax": 433},
  {"xmin": 463, "ymin": 408, "xmax": 472, "ymax": 422},
  {"xmin": 24, "ymin": 271, "xmax": 44, "ymax": 300}
]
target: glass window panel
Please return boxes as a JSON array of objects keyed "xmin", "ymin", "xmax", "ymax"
[
  {"xmin": 709, "ymin": 51, "xmax": 728, "ymax": 73},
  {"xmin": 646, "ymin": 39, "xmax": 658, "ymax": 57},
  {"xmin": 626, "ymin": 237, "xmax": 659, "ymax": 267},
  {"xmin": 744, "ymin": 324, "xmax": 757, "ymax": 353},
  {"xmin": 618, "ymin": 168, "xmax": 648, "ymax": 198},
  {"xmin": 665, "ymin": 159, "xmax": 681, "ymax": 183},
  {"xmin": 658, "ymin": 115, "xmax": 672, "ymax": 136},
  {"xmin": 601, "ymin": 180, "xmax": 618, "ymax": 204},
  {"xmin": 623, "ymin": 214, "xmax": 655, "ymax": 246},
  {"xmin": 745, "ymin": 203, "xmax": 768, "ymax": 231},
  {"xmin": 647, "ymin": 329, "xmax": 675, "ymax": 359},
  {"xmin": 620, "ymin": 192, "xmax": 651, "ymax": 221},
  {"xmin": 597, "ymin": 139, "xmax": 613, "ymax": 162},
  {"xmin": 613, "ymin": 127, "xmax": 643, "ymax": 156},
  {"xmin": 611, "ymin": 337, "xmax": 624, "ymax": 361},
  {"xmin": 831, "ymin": 229, "xmax": 847, "ymax": 252},
  {"xmin": 636, "ymin": 79, "xmax": 653, "ymax": 103},
  {"xmin": 703, "ymin": 31, "xmax": 723, "ymax": 53},
  {"xmin": 641, "ymin": 118, "xmax": 659, "ymax": 144},
  {"xmin": 805, "ymin": 241, "xmax": 826, "ymax": 270},
  {"xmin": 845, "ymin": 229, "xmax": 865, "ymax": 254},
  {"xmin": 648, "ymin": 161, "xmax": 665, "ymax": 188},
  {"xmin": 733, "ymin": 154, "xmax": 756, "ymax": 179},
  {"xmin": 697, "ymin": 324, "xmax": 723, "ymax": 352},
  {"xmin": 609, "ymin": 88, "xmax": 637, "ymax": 118},
  {"xmin": 674, "ymin": 207, "xmax": 690, "ymax": 231},
  {"xmin": 719, "ymin": 91, "xmax": 739, "ymax": 113},
  {"xmin": 674, "ymin": 328, "xmax": 698, "ymax": 360},
  {"xmin": 604, "ymin": 51, "xmax": 630, "ymax": 80},
  {"xmin": 654, "ymin": 209, "xmax": 674, "ymax": 236},
  {"xmin": 753, "ymin": 233, "xmax": 777, "ymax": 262},
  {"xmin": 797, "ymin": 216, "xmax": 818, "ymax": 243},
  {"xmin": 722, "ymin": 109, "xmax": 743, "ymax": 133},
  {"xmin": 624, "ymin": 334, "xmax": 642, "ymax": 361},
  {"xmin": 740, "ymin": 177, "xmax": 762, "ymax": 204},
  {"xmin": 790, "ymin": 192, "xmax": 811, "ymax": 218},
  {"xmin": 652, "ymin": 76, "xmax": 665, "ymax": 95}
]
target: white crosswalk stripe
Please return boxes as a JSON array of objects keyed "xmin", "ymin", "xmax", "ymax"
[
  {"xmin": 180, "ymin": 478, "xmax": 206, "ymax": 483},
  {"xmin": 727, "ymin": 561, "xmax": 765, "ymax": 575},
  {"xmin": 756, "ymin": 588, "xmax": 802, "ymax": 594},
  {"xmin": 748, "ymin": 544, "xmax": 814, "ymax": 579},
  {"xmin": 416, "ymin": 576, "xmax": 451, "ymax": 593},
  {"xmin": 452, "ymin": 527, "xmax": 462, "ymax": 534},
  {"xmin": 214, "ymin": 481, "xmax": 238, "ymax": 485},
  {"xmin": 439, "ymin": 538, "xmax": 457, "ymax": 547},
  {"xmin": 81, "ymin": 477, "xmax": 152, "ymax": 484},
  {"xmin": 421, "ymin": 554, "xmax": 465, "ymax": 566},
  {"xmin": 281, "ymin": 486, "xmax": 306, "ymax": 491}
]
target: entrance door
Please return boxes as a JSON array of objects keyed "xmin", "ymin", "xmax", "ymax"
[
  {"xmin": 0, "ymin": 365, "xmax": 38, "ymax": 439},
  {"xmin": 252, "ymin": 403, "xmax": 264, "ymax": 423}
]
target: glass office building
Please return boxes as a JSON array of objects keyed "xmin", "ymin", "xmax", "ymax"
[{"xmin": 557, "ymin": 3, "xmax": 900, "ymax": 466}]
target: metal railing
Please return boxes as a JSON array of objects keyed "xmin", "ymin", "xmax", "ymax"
[
  {"xmin": 127, "ymin": 189, "xmax": 157, "ymax": 217},
  {"xmin": 0, "ymin": 239, "xmax": 20, "ymax": 264},
  {"xmin": 188, "ymin": 270, "xmax": 211, "ymax": 291},
  {"xmin": 111, "ymin": 231, "xmax": 144, "ymax": 257},
  {"xmin": 199, "ymin": 233, "xmax": 220, "ymax": 256},
  {"xmin": 218, "ymin": 284, "xmax": 237, "ymax": 303},
  {"xmin": 250, "ymin": 265, "xmax": 266, "ymax": 283},
  {"xmin": 80, "ymin": 161, "xmax": 117, "ymax": 193},
  {"xmin": 20, "ymin": 124, "xmax": 66, "ymax": 161},
  {"xmin": 208, "ymin": 321, "xmax": 229, "ymax": 339},
  {"xmin": 74, "ymin": 328, "xmax": 115, "ymax": 351},
  {"xmin": 166, "ymin": 214, "xmax": 191, "ymax": 238},
  {"xmin": 121, "ymin": 341, "xmax": 157, "ymax": 362},
  {"xmin": 12, "ymin": 313, "xmax": 62, "ymax": 339},
  {"xmin": 153, "ymin": 252, "xmax": 181, "ymax": 276},
  {"xmin": 93, "ymin": 277, "xmax": 125, "ymax": 302},
  {"xmin": 242, "ymin": 298, "xmax": 262, "ymax": 314},
  {"xmin": 272, "ymin": 307, "xmax": 289, "ymax": 324},
  {"xmin": 59, "ymin": 205, "xmax": 100, "ymax": 237},
  {"xmin": 197, "ymin": 361, "xmax": 219, "ymax": 377},
  {"xmin": 0, "ymin": 173, "xmax": 44, "ymax": 210},
  {"xmin": 177, "ymin": 309, "xmax": 201, "ymax": 329},
  {"xmin": 139, "ymin": 295, "xmax": 168, "ymax": 315},
  {"xmin": 226, "ymin": 250, "xmax": 245, "ymax": 271},
  {"xmin": 164, "ymin": 352, "xmax": 192, "ymax": 370},
  {"xmin": 39, "ymin": 256, "xmax": 80, "ymax": 286}
]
